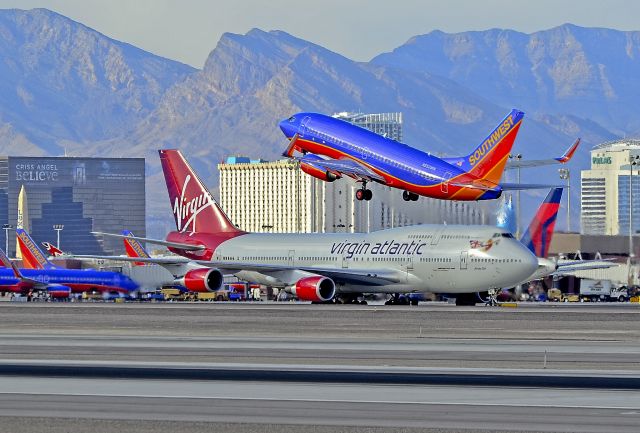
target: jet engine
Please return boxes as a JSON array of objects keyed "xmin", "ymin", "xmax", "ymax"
[
  {"xmin": 175, "ymin": 268, "xmax": 224, "ymax": 293},
  {"xmin": 300, "ymin": 154, "xmax": 341, "ymax": 182},
  {"xmin": 47, "ymin": 285, "xmax": 72, "ymax": 299},
  {"xmin": 289, "ymin": 276, "xmax": 336, "ymax": 302}
]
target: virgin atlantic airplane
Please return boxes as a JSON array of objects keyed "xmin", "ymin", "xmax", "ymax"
[{"xmin": 91, "ymin": 149, "xmax": 538, "ymax": 305}]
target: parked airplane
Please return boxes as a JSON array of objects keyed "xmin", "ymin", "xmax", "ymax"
[
  {"xmin": 88, "ymin": 149, "xmax": 538, "ymax": 305},
  {"xmin": 0, "ymin": 232, "xmax": 138, "ymax": 298},
  {"xmin": 279, "ymin": 110, "xmax": 575, "ymax": 202}
]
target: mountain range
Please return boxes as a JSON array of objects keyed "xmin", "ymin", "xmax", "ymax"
[{"xmin": 1, "ymin": 8, "xmax": 638, "ymax": 233}]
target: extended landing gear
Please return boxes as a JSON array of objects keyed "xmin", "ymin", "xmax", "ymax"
[
  {"xmin": 385, "ymin": 294, "xmax": 409, "ymax": 305},
  {"xmin": 335, "ymin": 294, "xmax": 368, "ymax": 305},
  {"xmin": 356, "ymin": 182, "xmax": 373, "ymax": 201},
  {"xmin": 402, "ymin": 191, "xmax": 419, "ymax": 201}
]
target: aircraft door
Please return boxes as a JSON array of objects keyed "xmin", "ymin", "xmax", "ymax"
[
  {"xmin": 441, "ymin": 172, "xmax": 452, "ymax": 193},
  {"xmin": 288, "ymin": 250, "xmax": 295, "ymax": 267},
  {"xmin": 341, "ymin": 253, "xmax": 349, "ymax": 269},
  {"xmin": 430, "ymin": 229, "xmax": 443, "ymax": 246},
  {"xmin": 460, "ymin": 251, "xmax": 468, "ymax": 270}
]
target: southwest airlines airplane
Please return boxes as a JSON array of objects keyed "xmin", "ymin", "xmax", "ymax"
[
  {"xmin": 89, "ymin": 149, "xmax": 538, "ymax": 306},
  {"xmin": 278, "ymin": 110, "xmax": 578, "ymax": 202},
  {"xmin": 0, "ymin": 230, "xmax": 138, "ymax": 298}
]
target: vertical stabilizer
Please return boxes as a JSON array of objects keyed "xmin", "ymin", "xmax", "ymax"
[
  {"xmin": 520, "ymin": 188, "xmax": 563, "ymax": 258},
  {"xmin": 16, "ymin": 229, "xmax": 56, "ymax": 270},
  {"xmin": 122, "ymin": 230, "xmax": 151, "ymax": 266},
  {"xmin": 159, "ymin": 150, "xmax": 242, "ymax": 235}
]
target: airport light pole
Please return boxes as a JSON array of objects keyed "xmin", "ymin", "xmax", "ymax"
[
  {"xmin": 628, "ymin": 155, "xmax": 639, "ymax": 286},
  {"xmin": 558, "ymin": 168, "xmax": 570, "ymax": 231},
  {"xmin": 2, "ymin": 224, "xmax": 13, "ymax": 256},
  {"xmin": 509, "ymin": 154, "xmax": 523, "ymax": 237},
  {"xmin": 53, "ymin": 224, "xmax": 64, "ymax": 249}
]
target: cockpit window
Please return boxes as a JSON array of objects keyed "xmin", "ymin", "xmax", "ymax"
[
  {"xmin": 288, "ymin": 116, "xmax": 296, "ymax": 122},
  {"xmin": 500, "ymin": 233, "xmax": 514, "ymax": 238}
]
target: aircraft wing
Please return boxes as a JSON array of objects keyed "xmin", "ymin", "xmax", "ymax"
[
  {"xmin": 296, "ymin": 155, "xmax": 385, "ymax": 182},
  {"xmin": 194, "ymin": 260, "xmax": 406, "ymax": 286},
  {"xmin": 91, "ymin": 232, "xmax": 206, "ymax": 251},
  {"xmin": 553, "ymin": 260, "xmax": 619, "ymax": 274},
  {"xmin": 500, "ymin": 183, "xmax": 565, "ymax": 190},
  {"xmin": 506, "ymin": 138, "xmax": 581, "ymax": 169},
  {"xmin": 70, "ymin": 254, "xmax": 192, "ymax": 266}
]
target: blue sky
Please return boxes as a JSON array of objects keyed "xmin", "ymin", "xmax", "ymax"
[{"xmin": 1, "ymin": 0, "xmax": 639, "ymax": 67}]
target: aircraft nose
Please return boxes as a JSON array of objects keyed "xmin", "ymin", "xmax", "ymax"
[{"xmin": 279, "ymin": 118, "xmax": 293, "ymax": 138}]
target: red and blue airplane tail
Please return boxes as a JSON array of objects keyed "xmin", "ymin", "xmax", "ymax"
[
  {"xmin": 122, "ymin": 230, "xmax": 151, "ymax": 266},
  {"xmin": 42, "ymin": 242, "xmax": 64, "ymax": 257},
  {"xmin": 16, "ymin": 228, "xmax": 57, "ymax": 270},
  {"xmin": 449, "ymin": 109, "xmax": 525, "ymax": 185},
  {"xmin": 520, "ymin": 188, "xmax": 563, "ymax": 258}
]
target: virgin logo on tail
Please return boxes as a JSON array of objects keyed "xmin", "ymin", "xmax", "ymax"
[{"xmin": 173, "ymin": 175, "xmax": 213, "ymax": 233}]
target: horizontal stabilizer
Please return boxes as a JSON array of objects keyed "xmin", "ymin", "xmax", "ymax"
[
  {"xmin": 91, "ymin": 232, "xmax": 206, "ymax": 251},
  {"xmin": 500, "ymin": 183, "xmax": 565, "ymax": 191},
  {"xmin": 506, "ymin": 138, "xmax": 581, "ymax": 169}
]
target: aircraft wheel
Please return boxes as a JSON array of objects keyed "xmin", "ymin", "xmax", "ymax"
[
  {"xmin": 364, "ymin": 189, "xmax": 373, "ymax": 200},
  {"xmin": 411, "ymin": 193, "xmax": 419, "ymax": 201},
  {"xmin": 402, "ymin": 191, "xmax": 411, "ymax": 201},
  {"xmin": 356, "ymin": 189, "xmax": 365, "ymax": 201}
]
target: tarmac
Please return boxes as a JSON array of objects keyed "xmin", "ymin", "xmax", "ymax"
[{"xmin": 0, "ymin": 302, "xmax": 639, "ymax": 432}]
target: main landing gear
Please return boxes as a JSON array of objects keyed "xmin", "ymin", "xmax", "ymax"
[
  {"xmin": 356, "ymin": 182, "xmax": 373, "ymax": 201},
  {"xmin": 402, "ymin": 191, "xmax": 419, "ymax": 201}
]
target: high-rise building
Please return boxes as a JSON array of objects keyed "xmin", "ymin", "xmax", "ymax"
[
  {"xmin": 333, "ymin": 112, "xmax": 403, "ymax": 142},
  {"xmin": 0, "ymin": 156, "xmax": 145, "ymax": 256},
  {"xmin": 581, "ymin": 139, "xmax": 640, "ymax": 235}
]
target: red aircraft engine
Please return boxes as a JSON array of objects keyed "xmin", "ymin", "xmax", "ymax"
[
  {"xmin": 176, "ymin": 268, "xmax": 224, "ymax": 293},
  {"xmin": 290, "ymin": 276, "xmax": 336, "ymax": 302},
  {"xmin": 300, "ymin": 155, "xmax": 341, "ymax": 182},
  {"xmin": 47, "ymin": 285, "xmax": 72, "ymax": 299}
]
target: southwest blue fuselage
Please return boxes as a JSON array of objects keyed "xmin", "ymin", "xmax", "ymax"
[
  {"xmin": 279, "ymin": 111, "xmax": 523, "ymax": 201},
  {"xmin": 0, "ymin": 268, "xmax": 139, "ymax": 294}
]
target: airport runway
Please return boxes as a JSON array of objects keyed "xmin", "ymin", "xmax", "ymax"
[{"xmin": 1, "ymin": 302, "xmax": 639, "ymax": 432}]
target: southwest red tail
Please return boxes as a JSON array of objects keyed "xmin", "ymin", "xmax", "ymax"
[
  {"xmin": 159, "ymin": 149, "xmax": 242, "ymax": 234},
  {"xmin": 17, "ymin": 229, "xmax": 56, "ymax": 270},
  {"xmin": 462, "ymin": 110, "xmax": 525, "ymax": 184}
]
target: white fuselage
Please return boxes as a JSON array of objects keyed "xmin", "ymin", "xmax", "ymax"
[{"xmin": 212, "ymin": 225, "xmax": 538, "ymax": 294}]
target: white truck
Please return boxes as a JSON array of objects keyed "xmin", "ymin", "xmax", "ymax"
[{"xmin": 579, "ymin": 279, "xmax": 628, "ymax": 302}]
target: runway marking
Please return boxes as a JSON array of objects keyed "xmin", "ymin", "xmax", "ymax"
[{"xmin": 2, "ymin": 392, "xmax": 639, "ymax": 411}]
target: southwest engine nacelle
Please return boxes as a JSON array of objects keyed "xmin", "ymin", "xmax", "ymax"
[
  {"xmin": 47, "ymin": 285, "xmax": 71, "ymax": 299},
  {"xmin": 300, "ymin": 154, "xmax": 341, "ymax": 182},
  {"xmin": 290, "ymin": 276, "xmax": 336, "ymax": 302},
  {"xmin": 176, "ymin": 268, "xmax": 224, "ymax": 293}
]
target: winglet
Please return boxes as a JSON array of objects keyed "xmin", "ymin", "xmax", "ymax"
[
  {"xmin": 555, "ymin": 138, "xmax": 580, "ymax": 163},
  {"xmin": 0, "ymin": 247, "xmax": 24, "ymax": 279}
]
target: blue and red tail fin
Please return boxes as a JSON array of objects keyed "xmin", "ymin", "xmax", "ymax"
[
  {"xmin": 16, "ymin": 228, "xmax": 56, "ymax": 270},
  {"xmin": 42, "ymin": 242, "xmax": 64, "ymax": 257},
  {"xmin": 520, "ymin": 188, "xmax": 563, "ymax": 258},
  {"xmin": 447, "ymin": 110, "xmax": 524, "ymax": 184},
  {"xmin": 122, "ymin": 230, "xmax": 151, "ymax": 266}
]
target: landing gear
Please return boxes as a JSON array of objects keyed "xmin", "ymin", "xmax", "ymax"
[
  {"xmin": 336, "ymin": 294, "xmax": 367, "ymax": 304},
  {"xmin": 385, "ymin": 294, "xmax": 409, "ymax": 305},
  {"xmin": 402, "ymin": 191, "xmax": 419, "ymax": 201},
  {"xmin": 356, "ymin": 182, "xmax": 373, "ymax": 201}
]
